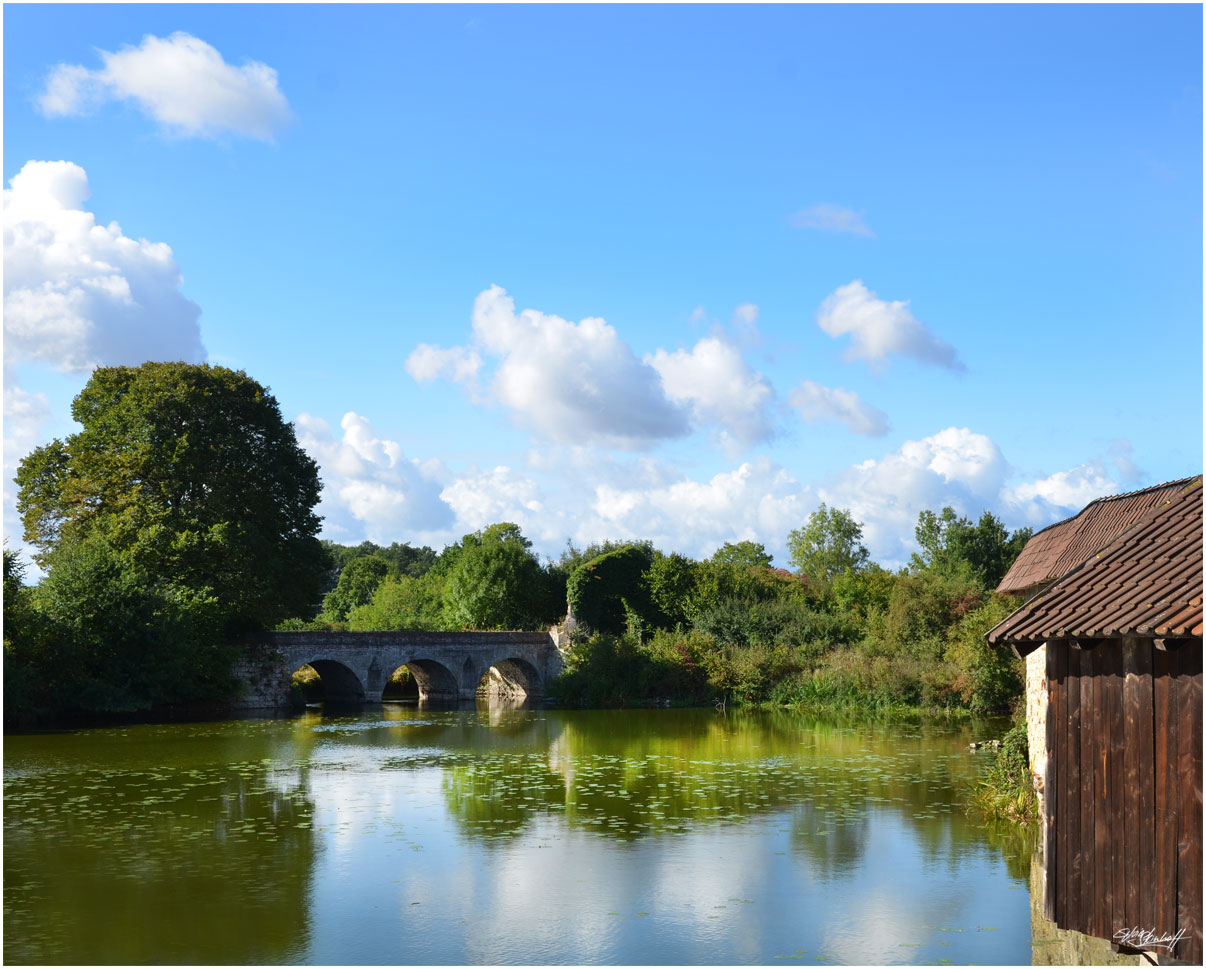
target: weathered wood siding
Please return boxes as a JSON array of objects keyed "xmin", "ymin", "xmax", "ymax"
[{"xmin": 1046, "ymin": 638, "xmax": 1202, "ymax": 964}]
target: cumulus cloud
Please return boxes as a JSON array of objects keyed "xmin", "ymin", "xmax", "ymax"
[
  {"xmin": 405, "ymin": 287, "xmax": 791, "ymax": 451},
  {"xmin": 4, "ymin": 160, "xmax": 205, "ymax": 373},
  {"xmin": 646, "ymin": 335, "xmax": 776, "ymax": 448},
  {"xmin": 406, "ymin": 285, "xmax": 692, "ymax": 448},
  {"xmin": 441, "ymin": 466, "xmax": 546, "ymax": 533},
  {"xmin": 816, "ymin": 280, "xmax": 964, "ymax": 372},
  {"xmin": 789, "ymin": 379, "xmax": 890, "ymax": 437},
  {"xmin": 791, "ymin": 203, "xmax": 875, "ymax": 238},
  {"xmin": 815, "ymin": 427, "xmax": 1009, "ymax": 563},
  {"xmin": 587, "ymin": 458, "xmax": 811, "ymax": 561},
  {"xmin": 1000, "ymin": 462, "xmax": 1120, "ymax": 528},
  {"xmin": 2, "ymin": 380, "xmax": 52, "ymax": 565},
  {"xmin": 295, "ymin": 411, "xmax": 453, "ymax": 544},
  {"xmin": 404, "ymin": 343, "xmax": 483, "ymax": 385},
  {"xmin": 38, "ymin": 32, "xmax": 291, "ymax": 141},
  {"xmin": 296, "ymin": 402, "xmax": 1134, "ymax": 573}
]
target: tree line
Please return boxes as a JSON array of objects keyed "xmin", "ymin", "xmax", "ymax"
[
  {"xmin": 4, "ymin": 362, "xmax": 1033, "ymax": 720},
  {"xmin": 304, "ymin": 503, "xmax": 1031, "ymax": 714}
]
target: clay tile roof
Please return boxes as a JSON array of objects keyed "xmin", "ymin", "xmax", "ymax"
[
  {"xmin": 996, "ymin": 476, "xmax": 1198, "ymax": 596},
  {"xmin": 987, "ymin": 477, "xmax": 1203, "ymax": 647}
]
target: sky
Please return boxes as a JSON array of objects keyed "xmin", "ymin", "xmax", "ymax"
[{"xmin": 4, "ymin": 4, "xmax": 1202, "ymax": 572}]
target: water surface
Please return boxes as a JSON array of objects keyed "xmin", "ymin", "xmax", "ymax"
[{"xmin": 4, "ymin": 706, "xmax": 1034, "ymax": 964}]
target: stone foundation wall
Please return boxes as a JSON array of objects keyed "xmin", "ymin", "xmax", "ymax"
[{"xmin": 230, "ymin": 647, "xmax": 292, "ymax": 710}]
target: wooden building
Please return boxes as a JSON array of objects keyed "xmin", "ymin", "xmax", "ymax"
[{"xmin": 988, "ymin": 476, "xmax": 1202, "ymax": 964}]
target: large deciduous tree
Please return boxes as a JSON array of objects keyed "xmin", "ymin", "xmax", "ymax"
[
  {"xmin": 16, "ymin": 362, "xmax": 328, "ymax": 634},
  {"xmin": 786, "ymin": 503, "xmax": 869, "ymax": 586},
  {"xmin": 911, "ymin": 507, "xmax": 1032, "ymax": 589},
  {"xmin": 445, "ymin": 522, "xmax": 554, "ymax": 630}
]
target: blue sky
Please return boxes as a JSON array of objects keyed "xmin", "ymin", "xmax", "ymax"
[{"xmin": 4, "ymin": 4, "xmax": 1202, "ymax": 569}]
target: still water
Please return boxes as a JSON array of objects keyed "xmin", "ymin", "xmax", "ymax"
[{"xmin": 4, "ymin": 705, "xmax": 1035, "ymax": 965}]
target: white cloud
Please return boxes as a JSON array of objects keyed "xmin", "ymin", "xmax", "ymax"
[
  {"xmin": 405, "ymin": 288, "xmax": 793, "ymax": 452},
  {"xmin": 816, "ymin": 427, "xmax": 1008, "ymax": 563},
  {"xmin": 404, "ymin": 343, "xmax": 482, "ymax": 385},
  {"xmin": 295, "ymin": 412, "xmax": 453, "ymax": 545},
  {"xmin": 791, "ymin": 203, "xmax": 875, "ymax": 238},
  {"xmin": 789, "ymin": 379, "xmax": 890, "ymax": 437},
  {"xmin": 1001, "ymin": 462, "xmax": 1119, "ymax": 526},
  {"xmin": 407, "ymin": 285, "xmax": 692, "ymax": 449},
  {"xmin": 2, "ymin": 380, "xmax": 52, "ymax": 565},
  {"xmin": 585, "ymin": 458, "xmax": 811, "ymax": 562},
  {"xmin": 38, "ymin": 32, "xmax": 291, "ymax": 141},
  {"xmin": 4, "ymin": 160, "xmax": 205, "ymax": 373},
  {"xmin": 646, "ymin": 335, "xmax": 775, "ymax": 448},
  {"xmin": 440, "ymin": 466, "xmax": 548, "ymax": 536},
  {"xmin": 297, "ymin": 403, "xmax": 1134, "ymax": 573},
  {"xmin": 815, "ymin": 280, "xmax": 964, "ymax": 372}
]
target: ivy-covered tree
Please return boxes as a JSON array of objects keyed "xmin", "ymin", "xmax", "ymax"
[
  {"xmin": 566, "ymin": 544, "xmax": 655, "ymax": 634},
  {"xmin": 16, "ymin": 362, "xmax": 329, "ymax": 635}
]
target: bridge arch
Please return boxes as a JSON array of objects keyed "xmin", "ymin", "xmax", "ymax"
[
  {"xmin": 300, "ymin": 659, "xmax": 367, "ymax": 704},
  {"xmin": 478, "ymin": 655, "xmax": 544, "ymax": 700},
  {"xmin": 405, "ymin": 657, "xmax": 460, "ymax": 702},
  {"xmin": 381, "ymin": 664, "xmax": 420, "ymax": 701}
]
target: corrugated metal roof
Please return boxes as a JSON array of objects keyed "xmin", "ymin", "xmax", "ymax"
[
  {"xmin": 996, "ymin": 476, "xmax": 1197, "ymax": 595},
  {"xmin": 987, "ymin": 477, "xmax": 1203, "ymax": 645}
]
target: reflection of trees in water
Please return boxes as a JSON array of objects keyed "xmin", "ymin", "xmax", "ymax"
[
  {"xmin": 4, "ymin": 729, "xmax": 318, "ymax": 965},
  {"xmin": 436, "ymin": 707, "xmax": 1029, "ymax": 892},
  {"xmin": 790, "ymin": 800, "xmax": 871, "ymax": 880}
]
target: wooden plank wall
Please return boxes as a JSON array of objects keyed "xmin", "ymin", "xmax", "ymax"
[{"xmin": 1046, "ymin": 638, "xmax": 1202, "ymax": 964}]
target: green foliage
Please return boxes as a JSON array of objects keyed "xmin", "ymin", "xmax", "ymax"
[
  {"xmin": 16, "ymin": 362, "xmax": 328, "ymax": 634},
  {"xmin": 944, "ymin": 595, "xmax": 1025, "ymax": 714},
  {"xmin": 319, "ymin": 540, "xmax": 437, "ymax": 593},
  {"xmin": 322, "ymin": 555, "xmax": 390, "ymax": 621},
  {"xmin": 864, "ymin": 569, "xmax": 986, "ymax": 661},
  {"xmin": 347, "ymin": 572, "xmax": 452, "ymax": 631},
  {"xmin": 291, "ymin": 664, "xmax": 323, "ymax": 704},
  {"xmin": 971, "ymin": 715, "xmax": 1038, "ymax": 823},
  {"xmin": 566, "ymin": 545, "xmax": 655, "ymax": 634},
  {"xmin": 446, "ymin": 523, "xmax": 555, "ymax": 630},
  {"xmin": 8, "ymin": 363, "xmax": 328, "ymax": 717},
  {"xmin": 786, "ymin": 504, "xmax": 869, "ymax": 586},
  {"xmin": 711, "ymin": 541, "xmax": 773, "ymax": 568},
  {"xmin": 556, "ymin": 538, "xmax": 656, "ymax": 575},
  {"xmin": 912, "ymin": 507, "xmax": 1032, "ymax": 589},
  {"xmin": 644, "ymin": 552, "xmax": 699, "ymax": 629},
  {"xmin": 23, "ymin": 534, "xmax": 232, "ymax": 713},
  {"xmin": 829, "ymin": 564, "xmax": 895, "ymax": 623}
]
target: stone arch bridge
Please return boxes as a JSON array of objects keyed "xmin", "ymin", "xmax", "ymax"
[{"xmin": 232, "ymin": 630, "xmax": 565, "ymax": 709}]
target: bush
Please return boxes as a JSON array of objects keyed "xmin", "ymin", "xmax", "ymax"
[
  {"xmin": 971, "ymin": 716, "xmax": 1037, "ymax": 823},
  {"xmin": 944, "ymin": 595, "xmax": 1024, "ymax": 714},
  {"xmin": 347, "ymin": 573, "xmax": 451, "ymax": 631}
]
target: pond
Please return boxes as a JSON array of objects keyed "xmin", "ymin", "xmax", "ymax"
[{"xmin": 4, "ymin": 705, "xmax": 1036, "ymax": 965}]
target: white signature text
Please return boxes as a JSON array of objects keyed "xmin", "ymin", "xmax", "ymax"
[{"xmin": 1113, "ymin": 926, "xmax": 1187, "ymax": 951}]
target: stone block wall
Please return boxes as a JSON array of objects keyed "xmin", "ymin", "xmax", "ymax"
[{"xmin": 1026, "ymin": 642, "xmax": 1048, "ymax": 816}]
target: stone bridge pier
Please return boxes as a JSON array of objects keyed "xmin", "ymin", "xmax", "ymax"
[{"xmin": 231, "ymin": 630, "xmax": 565, "ymax": 709}]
